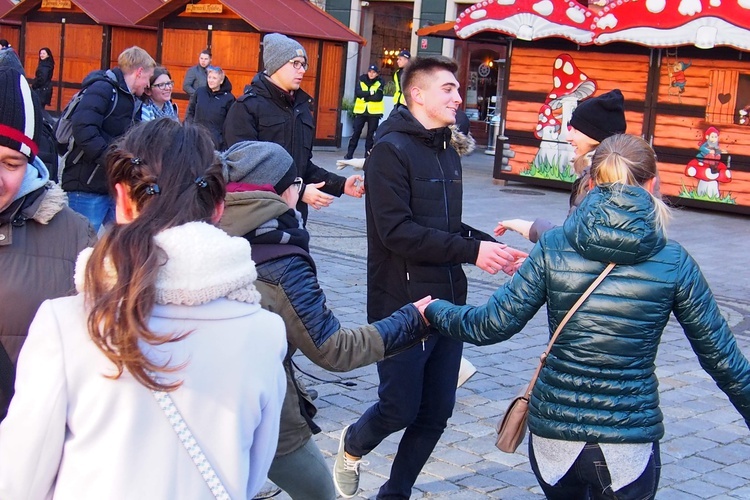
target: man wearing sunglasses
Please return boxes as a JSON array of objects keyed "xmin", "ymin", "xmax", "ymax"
[{"xmin": 225, "ymin": 33, "xmax": 363, "ymax": 225}]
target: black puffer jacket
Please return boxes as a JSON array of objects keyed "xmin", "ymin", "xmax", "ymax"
[
  {"xmin": 61, "ymin": 68, "xmax": 139, "ymax": 195},
  {"xmin": 427, "ymin": 184, "xmax": 750, "ymax": 443},
  {"xmin": 31, "ymin": 58, "xmax": 54, "ymax": 106},
  {"xmin": 364, "ymin": 107, "xmax": 491, "ymax": 322},
  {"xmin": 185, "ymin": 77, "xmax": 234, "ymax": 150},
  {"xmin": 223, "ymin": 73, "xmax": 346, "ymax": 222},
  {"xmin": 219, "ymin": 190, "xmax": 426, "ymax": 456}
]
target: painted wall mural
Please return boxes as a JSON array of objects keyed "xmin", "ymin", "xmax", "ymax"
[
  {"xmin": 525, "ymin": 54, "xmax": 596, "ymax": 182},
  {"xmin": 682, "ymin": 126, "xmax": 735, "ymax": 204}
]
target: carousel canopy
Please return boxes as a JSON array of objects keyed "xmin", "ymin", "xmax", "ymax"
[{"xmin": 455, "ymin": 0, "xmax": 750, "ymax": 51}]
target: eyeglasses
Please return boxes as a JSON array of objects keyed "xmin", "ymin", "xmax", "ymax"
[
  {"xmin": 152, "ymin": 81, "xmax": 175, "ymax": 90},
  {"xmin": 288, "ymin": 60, "xmax": 308, "ymax": 71}
]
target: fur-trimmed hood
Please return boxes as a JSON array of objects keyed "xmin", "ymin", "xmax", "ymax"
[{"xmin": 450, "ymin": 125, "xmax": 475, "ymax": 156}]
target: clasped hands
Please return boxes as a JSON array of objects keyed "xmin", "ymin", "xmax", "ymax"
[
  {"xmin": 302, "ymin": 175, "xmax": 364, "ymax": 210},
  {"xmin": 476, "ymin": 241, "xmax": 527, "ymax": 276}
]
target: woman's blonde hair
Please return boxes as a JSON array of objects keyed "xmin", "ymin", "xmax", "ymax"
[
  {"xmin": 590, "ymin": 134, "xmax": 671, "ymax": 232},
  {"xmin": 85, "ymin": 119, "xmax": 225, "ymax": 391}
]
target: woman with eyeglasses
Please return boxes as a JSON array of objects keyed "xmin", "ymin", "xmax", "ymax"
[
  {"xmin": 141, "ymin": 67, "xmax": 179, "ymax": 122},
  {"xmin": 186, "ymin": 66, "xmax": 235, "ymax": 151}
]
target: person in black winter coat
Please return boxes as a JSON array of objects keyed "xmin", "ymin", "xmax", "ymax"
[
  {"xmin": 31, "ymin": 48, "xmax": 54, "ymax": 108},
  {"xmin": 224, "ymin": 33, "xmax": 363, "ymax": 224},
  {"xmin": 332, "ymin": 56, "xmax": 528, "ymax": 499},
  {"xmin": 186, "ymin": 66, "xmax": 234, "ymax": 151},
  {"xmin": 61, "ymin": 46, "xmax": 156, "ymax": 232}
]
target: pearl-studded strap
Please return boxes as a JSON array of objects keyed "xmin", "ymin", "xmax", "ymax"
[{"xmin": 152, "ymin": 390, "xmax": 231, "ymax": 500}]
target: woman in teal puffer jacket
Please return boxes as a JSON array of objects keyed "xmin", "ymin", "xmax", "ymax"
[{"xmin": 421, "ymin": 134, "xmax": 750, "ymax": 499}]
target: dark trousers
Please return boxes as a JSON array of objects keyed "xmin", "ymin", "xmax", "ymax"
[
  {"xmin": 345, "ymin": 334, "xmax": 462, "ymax": 499},
  {"xmin": 346, "ymin": 113, "xmax": 381, "ymax": 158},
  {"xmin": 529, "ymin": 436, "xmax": 661, "ymax": 500}
]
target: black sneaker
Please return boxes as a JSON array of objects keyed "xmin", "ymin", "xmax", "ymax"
[{"xmin": 343, "ymin": 154, "xmax": 353, "ymax": 160}]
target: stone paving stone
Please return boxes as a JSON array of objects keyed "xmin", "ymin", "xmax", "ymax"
[
  {"xmin": 673, "ymin": 479, "xmax": 728, "ymax": 498},
  {"xmin": 432, "ymin": 447, "xmax": 483, "ymax": 467},
  {"xmin": 492, "ymin": 468, "xmax": 541, "ymax": 488},
  {"xmin": 680, "ymin": 455, "xmax": 724, "ymax": 474},
  {"xmin": 455, "ymin": 472, "xmax": 508, "ymax": 493},
  {"xmin": 698, "ymin": 441, "xmax": 750, "ymax": 465},
  {"xmin": 704, "ymin": 469, "xmax": 749, "ymax": 490}
]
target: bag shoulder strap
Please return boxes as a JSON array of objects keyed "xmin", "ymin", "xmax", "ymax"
[
  {"xmin": 152, "ymin": 390, "xmax": 230, "ymax": 500},
  {"xmin": 523, "ymin": 262, "xmax": 616, "ymax": 397}
]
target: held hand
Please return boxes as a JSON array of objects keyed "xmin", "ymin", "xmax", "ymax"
[
  {"xmin": 301, "ymin": 182, "xmax": 335, "ymax": 210},
  {"xmin": 494, "ymin": 219, "xmax": 533, "ymax": 240},
  {"xmin": 476, "ymin": 241, "xmax": 529, "ymax": 276},
  {"xmin": 344, "ymin": 175, "xmax": 365, "ymax": 198},
  {"xmin": 413, "ymin": 295, "xmax": 436, "ymax": 325},
  {"xmin": 279, "ymin": 184, "xmax": 300, "ymax": 209}
]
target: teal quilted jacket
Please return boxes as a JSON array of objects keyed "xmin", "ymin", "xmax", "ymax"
[{"xmin": 426, "ymin": 184, "xmax": 750, "ymax": 443}]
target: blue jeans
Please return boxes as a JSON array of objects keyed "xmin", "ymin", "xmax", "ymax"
[
  {"xmin": 345, "ymin": 334, "xmax": 462, "ymax": 499},
  {"xmin": 67, "ymin": 192, "xmax": 115, "ymax": 232},
  {"xmin": 268, "ymin": 438, "xmax": 335, "ymax": 500},
  {"xmin": 529, "ymin": 436, "xmax": 661, "ymax": 500}
]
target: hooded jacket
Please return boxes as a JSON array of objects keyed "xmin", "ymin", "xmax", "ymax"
[
  {"xmin": 185, "ymin": 77, "xmax": 235, "ymax": 150},
  {"xmin": 364, "ymin": 107, "xmax": 491, "ymax": 322},
  {"xmin": 223, "ymin": 73, "xmax": 346, "ymax": 222},
  {"xmin": 426, "ymin": 184, "xmax": 750, "ymax": 443},
  {"xmin": 220, "ymin": 189, "xmax": 426, "ymax": 456},
  {"xmin": 61, "ymin": 67, "xmax": 140, "ymax": 195},
  {"xmin": 0, "ymin": 182, "xmax": 95, "ymax": 420}
]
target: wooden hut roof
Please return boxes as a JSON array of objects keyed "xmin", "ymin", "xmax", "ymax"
[
  {"xmin": 1, "ymin": 0, "xmax": 163, "ymax": 28},
  {"xmin": 139, "ymin": 0, "xmax": 364, "ymax": 44}
]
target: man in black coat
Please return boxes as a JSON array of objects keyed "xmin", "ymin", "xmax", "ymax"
[
  {"xmin": 223, "ymin": 33, "xmax": 363, "ymax": 224},
  {"xmin": 61, "ymin": 46, "xmax": 155, "ymax": 232},
  {"xmin": 333, "ymin": 56, "xmax": 527, "ymax": 499}
]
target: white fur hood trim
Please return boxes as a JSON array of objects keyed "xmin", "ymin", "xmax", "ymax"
[{"xmin": 75, "ymin": 221, "xmax": 261, "ymax": 306}]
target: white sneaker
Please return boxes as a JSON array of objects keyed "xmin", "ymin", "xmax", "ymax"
[{"xmin": 457, "ymin": 356, "xmax": 477, "ymax": 388}]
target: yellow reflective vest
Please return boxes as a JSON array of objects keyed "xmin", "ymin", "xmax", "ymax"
[
  {"xmin": 392, "ymin": 69, "xmax": 406, "ymax": 106},
  {"xmin": 353, "ymin": 79, "xmax": 384, "ymax": 115}
]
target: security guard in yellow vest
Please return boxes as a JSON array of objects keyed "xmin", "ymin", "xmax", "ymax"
[
  {"xmin": 391, "ymin": 49, "xmax": 411, "ymax": 110},
  {"xmin": 345, "ymin": 64, "xmax": 385, "ymax": 159}
]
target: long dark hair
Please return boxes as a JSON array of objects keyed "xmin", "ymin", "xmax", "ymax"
[
  {"xmin": 84, "ymin": 119, "xmax": 226, "ymax": 391},
  {"xmin": 39, "ymin": 47, "xmax": 54, "ymax": 65}
]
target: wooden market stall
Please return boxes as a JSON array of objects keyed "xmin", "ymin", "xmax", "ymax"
[
  {"xmin": 141, "ymin": 0, "xmax": 364, "ymax": 146},
  {"xmin": 3, "ymin": 0, "xmax": 160, "ymax": 113},
  {"xmin": 447, "ymin": 0, "xmax": 750, "ymax": 214}
]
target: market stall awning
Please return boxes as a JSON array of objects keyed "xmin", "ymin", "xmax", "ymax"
[
  {"xmin": 2, "ymin": 0, "xmax": 163, "ymax": 28},
  {"xmin": 74, "ymin": 0, "xmax": 163, "ymax": 28},
  {"xmin": 0, "ymin": 0, "xmax": 17, "ymax": 19},
  {"xmin": 139, "ymin": 0, "xmax": 364, "ymax": 44},
  {"xmin": 454, "ymin": 0, "xmax": 750, "ymax": 51},
  {"xmin": 416, "ymin": 20, "xmax": 511, "ymax": 44}
]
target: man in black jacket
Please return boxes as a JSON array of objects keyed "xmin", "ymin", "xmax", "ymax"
[
  {"xmin": 333, "ymin": 56, "xmax": 527, "ymax": 499},
  {"xmin": 62, "ymin": 46, "xmax": 155, "ymax": 231},
  {"xmin": 224, "ymin": 33, "xmax": 363, "ymax": 224}
]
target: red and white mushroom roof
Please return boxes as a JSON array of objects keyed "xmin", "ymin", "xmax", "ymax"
[
  {"xmin": 455, "ymin": 0, "xmax": 595, "ymax": 44},
  {"xmin": 591, "ymin": 0, "xmax": 750, "ymax": 50},
  {"xmin": 455, "ymin": 0, "xmax": 750, "ymax": 51}
]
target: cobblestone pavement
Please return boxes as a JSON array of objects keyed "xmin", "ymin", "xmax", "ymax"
[{"xmin": 276, "ymin": 145, "xmax": 750, "ymax": 499}]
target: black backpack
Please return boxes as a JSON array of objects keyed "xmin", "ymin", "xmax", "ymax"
[{"xmin": 54, "ymin": 69, "xmax": 119, "ymax": 164}]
